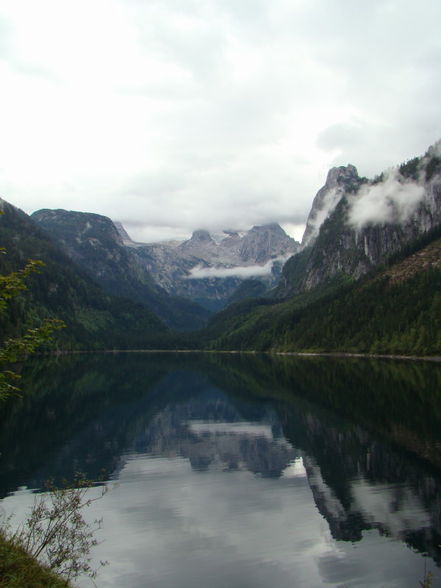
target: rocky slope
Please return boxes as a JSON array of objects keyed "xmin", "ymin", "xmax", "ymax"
[
  {"xmin": 31, "ymin": 209, "xmax": 211, "ymax": 330},
  {"xmin": 132, "ymin": 223, "xmax": 299, "ymax": 310},
  {"xmin": 277, "ymin": 142, "xmax": 441, "ymax": 297}
]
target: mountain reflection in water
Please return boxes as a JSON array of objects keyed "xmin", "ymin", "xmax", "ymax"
[{"xmin": 0, "ymin": 352, "xmax": 440, "ymax": 587}]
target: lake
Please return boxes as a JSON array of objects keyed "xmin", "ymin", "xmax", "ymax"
[{"xmin": 0, "ymin": 352, "xmax": 440, "ymax": 587}]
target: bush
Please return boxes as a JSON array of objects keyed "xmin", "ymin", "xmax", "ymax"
[{"xmin": 2, "ymin": 475, "xmax": 107, "ymax": 583}]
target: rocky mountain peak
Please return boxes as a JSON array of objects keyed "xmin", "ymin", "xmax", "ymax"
[
  {"xmin": 240, "ymin": 223, "xmax": 298, "ymax": 263},
  {"xmin": 178, "ymin": 229, "xmax": 218, "ymax": 260},
  {"xmin": 278, "ymin": 146, "xmax": 441, "ymax": 298},
  {"xmin": 302, "ymin": 164, "xmax": 360, "ymax": 248},
  {"xmin": 190, "ymin": 229, "xmax": 214, "ymax": 242},
  {"xmin": 325, "ymin": 164, "xmax": 359, "ymax": 189},
  {"xmin": 249, "ymin": 223, "xmax": 285, "ymax": 234},
  {"xmin": 134, "ymin": 223, "xmax": 299, "ymax": 310}
]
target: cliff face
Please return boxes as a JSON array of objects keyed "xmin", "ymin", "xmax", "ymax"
[
  {"xmin": 32, "ymin": 209, "xmax": 153, "ymax": 289},
  {"xmin": 278, "ymin": 143, "xmax": 441, "ymax": 297},
  {"xmin": 301, "ymin": 164, "xmax": 364, "ymax": 248}
]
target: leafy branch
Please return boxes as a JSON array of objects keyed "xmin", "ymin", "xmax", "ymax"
[
  {"xmin": 0, "ymin": 257, "xmax": 44, "ymax": 314},
  {"xmin": 4, "ymin": 475, "xmax": 108, "ymax": 582},
  {"xmin": 0, "ymin": 253, "xmax": 65, "ymax": 400}
]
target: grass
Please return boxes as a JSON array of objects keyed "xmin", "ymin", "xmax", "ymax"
[{"xmin": 0, "ymin": 533, "xmax": 70, "ymax": 588}]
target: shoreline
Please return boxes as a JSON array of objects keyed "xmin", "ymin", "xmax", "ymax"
[{"xmin": 46, "ymin": 348, "xmax": 441, "ymax": 362}]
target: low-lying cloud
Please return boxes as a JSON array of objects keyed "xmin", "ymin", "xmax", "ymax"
[
  {"xmin": 187, "ymin": 260, "xmax": 274, "ymax": 280},
  {"xmin": 348, "ymin": 171, "xmax": 425, "ymax": 229}
]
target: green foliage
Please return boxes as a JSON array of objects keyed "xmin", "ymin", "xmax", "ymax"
[
  {"xmin": 0, "ymin": 251, "xmax": 65, "ymax": 400},
  {"xmin": 275, "ymin": 246, "xmax": 313, "ymax": 298},
  {"xmin": 0, "ymin": 318, "xmax": 64, "ymax": 399},
  {"xmin": 0, "ymin": 258, "xmax": 44, "ymax": 314},
  {"xmin": 371, "ymin": 172, "xmax": 385, "ymax": 184},
  {"xmin": 205, "ymin": 236, "xmax": 441, "ymax": 356},
  {"xmin": 31, "ymin": 208, "xmax": 210, "ymax": 331},
  {"xmin": 0, "ymin": 200, "xmax": 168, "ymax": 350},
  {"xmin": 399, "ymin": 156, "xmax": 421, "ymax": 180},
  {"xmin": 425, "ymin": 155, "xmax": 441, "ymax": 181},
  {"xmin": 226, "ymin": 279, "xmax": 268, "ymax": 305},
  {"xmin": 274, "ymin": 198, "xmax": 358, "ymax": 299},
  {"xmin": 0, "ymin": 531, "xmax": 70, "ymax": 587}
]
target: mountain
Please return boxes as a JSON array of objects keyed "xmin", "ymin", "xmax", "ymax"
[
  {"xmin": 178, "ymin": 223, "xmax": 297, "ymax": 264},
  {"xmin": 131, "ymin": 223, "xmax": 299, "ymax": 311},
  {"xmin": 205, "ymin": 231, "xmax": 441, "ymax": 355},
  {"xmin": 277, "ymin": 143, "xmax": 441, "ymax": 298},
  {"xmin": 202, "ymin": 142, "xmax": 441, "ymax": 355},
  {"xmin": 32, "ymin": 209, "xmax": 299, "ymax": 314},
  {"xmin": 3, "ymin": 139, "xmax": 440, "ymax": 356},
  {"xmin": 0, "ymin": 199, "xmax": 168, "ymax": 349},
  {"xmin": 31, "ymin": 209, "xmax": 211, "ymax": 330},
  {"xmin": 301, "ymin": 164, "xmax": 364, "ymax": 248}
]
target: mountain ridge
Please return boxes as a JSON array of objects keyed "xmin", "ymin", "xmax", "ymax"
[
  {"xmin": 200, "ymin": 140, "xmax": 441, "ymax": 355},
  {"xmin": 276, "ymin": 142, "xmax": 441, "ymax": 298},
  {"xmin": 31, "ymin": 208, "xmax": 211, "ymax": 330},
  {"xmin": 2, "ymin": 137, "xmax": 440, "ymax": 355},
  {"xmin": 0, "ymin": 198, "xmax": 168, "ymax": 349},
  {"xmin": 117, "ymin": 222, "xmax": 299, "ymax": 311}
]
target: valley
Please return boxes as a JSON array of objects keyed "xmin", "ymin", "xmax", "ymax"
[
  {"xmin": 1, "ymin": 139, "xmax": 440, "ymax": 357},
  {"xmin": 1, "ymin": 4, "xmax": 441, "ymax": 587},
  {"xmin": 1, "ymin": 142, "xmax": 441, "ymax": 588}
]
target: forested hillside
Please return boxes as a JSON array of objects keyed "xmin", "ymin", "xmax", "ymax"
[
  {"xmin": 199, "ymin": 144, "xmax": 441, "ymax": 357},
  {"xmin": 31, "ymin": 209, "xmax": 211, "ymax": 330},
  {"xmin": 205, "ymin": 232, "xmax": 441, "ymax": 355},
  {"xmin": 1, "ymin": 140, "xmax": 441, "ymax": 356},
  {"xmin": 0, "ymin": 199, "xmax": 168, "ymax": 350}
]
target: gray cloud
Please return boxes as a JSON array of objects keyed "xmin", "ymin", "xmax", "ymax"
[
  {"xmin": 317, "ymin": 123, "xmax": 364, "ymax": 154},
  {"xmin": 0, "ymin": 0, "xmax": 440, "ymax": 241}
]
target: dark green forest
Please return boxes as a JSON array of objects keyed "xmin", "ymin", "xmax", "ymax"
[
  {"xmin": 201, "ymin": 235, "xmax": 441, "ymax": 355},
  {"xmin": 31, "ymin": 209, "xmax": 211, "ymax": 331},
  {"xmin": 206, "ymin": 268, "xmax": 441, "ymax": 355},
  {"xmin": 0, "ymin": 201, "xmax": 168, "ymax": 350}
]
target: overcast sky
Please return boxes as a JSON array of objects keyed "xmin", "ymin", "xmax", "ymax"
[{"xmin": 0, "ymin": 0, "xmax": 440, "ymax": 242}]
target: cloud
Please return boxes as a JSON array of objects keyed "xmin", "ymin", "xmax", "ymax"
[
  {"xmin": 0, "ymin": 0, "xmax": 440, "ymax": 240},
  {"xmin": 348, "ymin": 171, "xmax": 425, "ymax": 229},
  {"xmin": 317, "ymin": 122, "xmax": 364, "ymax": 154},
  {"xmin": 186, "ymin": 260, "xmax": 274, "ymax": 280}
]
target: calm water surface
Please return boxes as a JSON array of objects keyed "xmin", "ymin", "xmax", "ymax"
[{"xmin": 0, "ymin": 352, "xmax": 440, "ymax": 587}]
